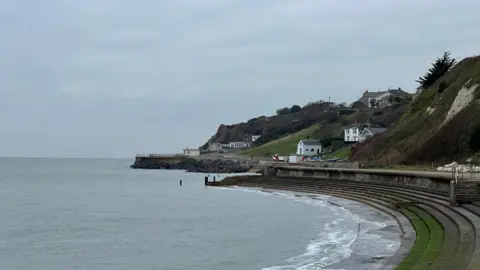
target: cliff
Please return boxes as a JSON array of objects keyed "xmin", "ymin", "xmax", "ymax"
[{"xmin": 351, "ymin": 55, "xmax": 480, "ymax": 165}]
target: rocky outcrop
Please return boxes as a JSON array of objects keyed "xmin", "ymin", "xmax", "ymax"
[{"xmin": 131, "ymin": 157, "xmax": 254, "ymax": 173}]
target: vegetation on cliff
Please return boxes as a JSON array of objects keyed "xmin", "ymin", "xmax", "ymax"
[
  {"xmin": 203, "ymin": 100, "xmax": 408, "ymax": 156},
  {"xmin": 416, "ymin": 51, "xmax": 457, "ymax": 90},
  {"xmin": 204, "ymin": 52, "xmax": 480, "ymax": 164},
  {"xmin": 242, "ymin": 124, "xmax": 322, "ymax": 156},
  {"xmin": 352, "ymin": 54, "xmax": 480, "ymax": 165}
]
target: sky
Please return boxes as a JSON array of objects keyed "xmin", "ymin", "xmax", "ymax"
[{"xmin": 1, "ymin": 0, "xmax": 479, "ymax": 158}]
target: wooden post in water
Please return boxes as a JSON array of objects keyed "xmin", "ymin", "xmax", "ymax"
[
  {"xmin": 449, "ymin": 180, "xmax": 457, "ymax": 206},
  {"xmin": 204, "ymin": 176, "xmax": 208, "ymax": 185}
]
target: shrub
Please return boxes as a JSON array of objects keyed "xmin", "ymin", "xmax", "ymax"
[
  {"xmin": 351, "ymin": 101, "xmax": 367, "ymax": 109},
  {"xmin": 416, "ymin": 51, "xmax": 456, "ymax": 89},
  {"xmin": 276, "ymin": 107, "xmax": 290, "ymax": 115},
  {"xmin": 470, "ymin": 126, "xmax": 480, "ymax": 151},
  {"xmin": 290, "ymin": 105, "xmax": 302, "ymax": 113},
  {"xmin": 438, "ymin": 81, "xmax": 449, "ymax": 93}
]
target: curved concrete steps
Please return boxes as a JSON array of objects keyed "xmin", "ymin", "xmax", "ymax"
[{"xmin": 233, "ymin": 176, "xmax": 478, "ymax": 270}]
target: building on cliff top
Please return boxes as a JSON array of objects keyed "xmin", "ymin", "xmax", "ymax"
[{"xmin": 359, "ymin": 88, "xmax": 410, "ymax": 108}]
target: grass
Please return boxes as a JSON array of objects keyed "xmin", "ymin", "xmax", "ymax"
[
  {"xmin": 323, "ymin": 146, "xmax": 352, "ymax": 159},
  {"xmin": 396, "ymin": 206, "xmax": 444, "ymax": 270},
  {"xmin": 242, "ymin": 124, "xmax": 321, "ymax": 157},
  {"xmin": 364, "ymin": 164, "xmax": 439, "ymax": 172}
]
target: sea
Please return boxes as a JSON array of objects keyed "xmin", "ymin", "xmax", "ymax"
[{"xmin": 0, "ymin": 158, "xmax": 401, "ymax": 270}]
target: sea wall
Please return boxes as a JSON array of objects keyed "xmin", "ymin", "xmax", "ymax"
[
  {"xmin": 263, "ymin": 165, "xmax": 480, "ymax": 202},
  {"xmin": 268, "ymin": 161, "xmax": 360, "ymax": 169},
  {"xmin": 272, "ymin": 166, "xmax": 449, "ymax": 193}
]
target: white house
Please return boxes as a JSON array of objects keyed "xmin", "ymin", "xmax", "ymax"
[
  {"xmin": 297, "ymin": 140, "xmax": 322, "ymax": 156},
  {"xmin": 229, "ymin": 142, "xmax": 251, "ymax": 149},
  {"xmin": 251, "ymin": 135, "xmax": 261, "ymax": 142},
  {"xmin": 359, "ymin": 127, "xmax": 387, "ymax": 142},
  {"xmin": 344, "ymin": 125, "xmax": 362, "ymax": 142},
  {"xmin": 183, "ymin": 148, "xmax": 200, "ymax": 156}
]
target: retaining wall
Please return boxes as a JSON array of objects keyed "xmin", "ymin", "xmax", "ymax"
[{"xmin": 265, "ymin": 165, "xmax": 480, "ymax": 203}]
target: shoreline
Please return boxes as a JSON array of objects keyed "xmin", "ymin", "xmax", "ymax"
[
  {"xmin": 209, "ymin": 175, "xmax": 480, "ymax": 269},
  {"xmin": 234, "ymin": 186, "xmax": 408, "ymax": 270}
]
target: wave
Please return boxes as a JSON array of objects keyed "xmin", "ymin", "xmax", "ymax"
[{"xmin": 221, "ymin": 186, "xmax": 400, "ymax": 270}]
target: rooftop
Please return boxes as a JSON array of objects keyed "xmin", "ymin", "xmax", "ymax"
[
  {"xmin": 364, "ymin": 127, "xmax": 387, "ymax": 135},
  {"xmin": 300, "ymin": 139, "xmax": 322, "ymax": 146}
]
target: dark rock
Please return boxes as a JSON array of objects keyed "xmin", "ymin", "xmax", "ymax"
[{"xmin": 130, "ymin": 158, "xmax": 253, "ymax": 173}]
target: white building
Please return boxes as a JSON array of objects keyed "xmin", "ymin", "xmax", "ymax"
[
  {"xmin": 183, "ymin": 148, "xmax": 200, "ymax": 156},
  {"xmin": 207, "ymin": 143, "xmax": 221, "ymax": 152},
  {"xmin": 344, "ymin": 125, "xmax": 361, "ymax": 142},
  {"xmin": 297, "ymin": 140, "xmax": 322, "ymax": 156},
  {"xmin": 251, "ymin": 135, "xmax": 261, "ymax": 142},
  {"xmin": 359, "ymin": 127, "xmax": 387, "ymax": 142},
  {"xmin": 229, "ymin": 142, "xmax": 251, "ymax": 148}
]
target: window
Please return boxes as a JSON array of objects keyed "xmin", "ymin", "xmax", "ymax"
[{"xmin": 311, "ymin": 148, "xmax": 314, "ymax": 152}]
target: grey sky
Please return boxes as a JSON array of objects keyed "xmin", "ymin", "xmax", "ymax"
[{"xmin": 1, "ymin": 0, "xmax": 479, "ymax": 158}]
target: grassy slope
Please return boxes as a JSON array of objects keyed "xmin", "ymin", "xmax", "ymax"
[
  {"xmin": 242, "ymin": 124, "xmax": 322, "ymax": 156},
  {"xmin": 351, "ymin": 55, "xmax": 480, "ymax": 165},
  {"xmin": 323, "ymin": 146, "xmax": 352, "ymax": 159}
]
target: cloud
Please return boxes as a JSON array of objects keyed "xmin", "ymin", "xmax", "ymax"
[{"xmin": 1, "ymin": 0, "xmax": 480, "ymax": 157}]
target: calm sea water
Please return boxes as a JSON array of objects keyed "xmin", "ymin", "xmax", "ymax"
[{"xmin": 0, "ymin": 158, "xmax": 401, "ymax": 270}]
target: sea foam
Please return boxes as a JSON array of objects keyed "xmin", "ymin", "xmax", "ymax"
[{"xmin": 222, "ymin": 187, "xmax": 399, "ymax": 270}]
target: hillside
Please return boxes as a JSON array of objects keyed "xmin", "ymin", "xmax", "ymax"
[
  {"xmin": 242, "ymin": 124, "xmax": 322, "ymax": 156},
  {"xmin": 203, "ymin": 100, "xmax": 409, "ymax": 156},
  {"xmin": 351, "ymin": 55, "xmax": 480, "ymax": 165}
]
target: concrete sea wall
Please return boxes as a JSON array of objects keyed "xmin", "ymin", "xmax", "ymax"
[{"xmin": 262, "ymin": 165, "xmax": 480, "ymax": 203}]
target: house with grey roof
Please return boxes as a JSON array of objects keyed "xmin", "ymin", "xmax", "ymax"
[
  {"xmin": 359, "ymin": 127, "xmax": 387, "ymax": 142},
  {"xmin": 297, "ymin": 140, "xmax": 322, "ymax": 156},
  {"xmin": 359, "ymin": 88, "xmax": 411, "ymax": 108}
]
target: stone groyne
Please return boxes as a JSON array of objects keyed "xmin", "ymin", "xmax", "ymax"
[{"xmin": 207, "ymin": 167, "xmax": 480, "ymax": 269}]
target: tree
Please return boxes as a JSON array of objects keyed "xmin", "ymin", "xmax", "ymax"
[
  {"xmin": 276, "ymin": 107, "xmax": 290, "ymax": 115},
  {"xmin": 351, "ymin": 101, "xmax": 367, "ymax": 109},
  {"xmin": 416, "ymin": 51, "xmax": 456, "ymax": 90},
  {"xmin": 290, "ymin": 105, "xmax": 301, "ymax": 113},
  {"xmin": 369, "ymin": 99, "xmax": 378, "ymax": 108}
]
